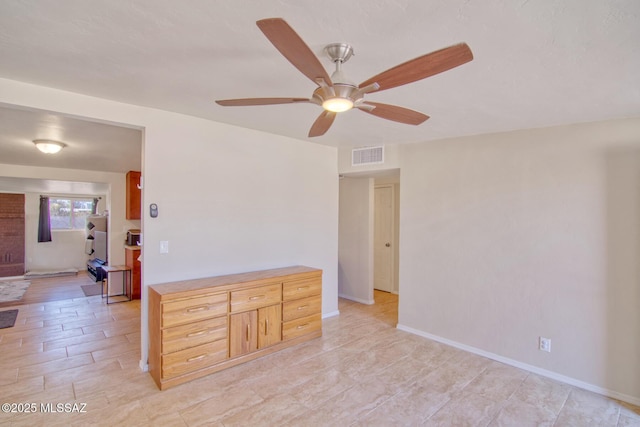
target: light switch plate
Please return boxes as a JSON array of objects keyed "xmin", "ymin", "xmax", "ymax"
[{"xmin": 160, "ymin": 240, "xmax": 169, "ymax": 254}]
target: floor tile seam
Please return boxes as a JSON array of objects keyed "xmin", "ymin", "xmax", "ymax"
[
  {"xmin": 1, "ymin": 350, "xmax": 70, "ymax": 371},
  {"xmin": 24, "ymin": 313, "xmax": 83, "ymax": 324},
  {"xmin": 16, "ymin": 353, "xmax": 96, "ymax": 382},
  {"xmin": 355, "ymin": 387, "xmax": 405, "ymax": 423},
  {"xmin": 480, "ymin": 392, "xmax": 514, "ymax": 426},
  {"xmin": 140, "ymin": 395, "xmax": 212, "ymax": 423},
  {"xmin": 44, "ymin": 330, "xmax": 108, "ymax": 351},
  {"xmin": 449, "ymin": 362, "xmax": 491, "ymax": 395},
  {"xmin": 0, "ymin": 322, "xmax": 58, "ymax": 336},
  {"xmin": 499, "ymin": 371, "xmax": 530, "ymax": 406},
  {"xmin": 300, "ymin": 382, "xmax": 359, "ymax": 413},
  {"xmin": 613, "ymin": 411, "xmax": 622, "ymax": 426},
  {"xmin": 420, "ymin": 392, "xmax": 455, "ymax": 422},
  {"xmin": 59, "ymin": 317, "xmax": 119, "ymax": 330},
  {"xmin": 551, "ymin": 387, "xmax": 574, "ymax": 426}
]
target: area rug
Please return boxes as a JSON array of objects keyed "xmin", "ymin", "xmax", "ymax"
[
  {"xmin": 0, "ymin": 280, "xmax": 30, "ymax": 303},
  {"xmin": 81, "ymin": 284, "xmax": 103, "ymax": 297},
  {"xmin": 0, "ymin": 309, "xmax": 19, "ymax": 329}
]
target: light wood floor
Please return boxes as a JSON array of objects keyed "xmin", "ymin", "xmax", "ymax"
[
  {"xmin": 0, "ymin": 281, "xmax": 638, "ymax": 426},
  {"xmin": 0, "ymin": 272, "xmax": 94, "ymax": 309}
]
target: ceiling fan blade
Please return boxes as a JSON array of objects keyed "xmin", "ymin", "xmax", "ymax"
[
  {"xmin": 359, "ymin": 43, "xmax": 473, "ymax": 92},
  {"xmin": 308, "ymin": 111, "xmax": 336, "ymax": 137},
  {"xmin": 358, "ymin": 102, "xmax": 429, "ymax": 125},
  {"xmin": 257, "ymin": 18, "xmax": 332, "ymax": 86},
  {"xmin": 216, "ymin": 97, "xmax": 311, "ymax": 107}
]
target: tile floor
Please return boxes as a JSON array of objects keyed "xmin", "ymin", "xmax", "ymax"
[{"xmin": 0, "ymin": 288, "xmax": 638, "ymax": 426}]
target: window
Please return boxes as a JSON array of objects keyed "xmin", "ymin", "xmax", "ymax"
[{"xmin": 49, "ymin": 198, "xmax": 94, "ymax": 230}]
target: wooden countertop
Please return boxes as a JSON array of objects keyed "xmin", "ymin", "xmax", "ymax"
[
  {"xmin": 149, "ymin": 265, "xmax": 322, "ymax": 298},
  {"xmin": 125, "ymin": 245, "xmax": 141, "ymax": 251}
]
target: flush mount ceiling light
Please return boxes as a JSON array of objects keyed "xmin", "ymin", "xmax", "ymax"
[{"xmin": 33, "ymin": 139, "xmax": 66, "ymax": 154}]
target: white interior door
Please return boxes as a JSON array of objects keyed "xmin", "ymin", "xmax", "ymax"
[{"xmin": 374, "ymin": 185, "xmax": 394, "ymax": 292}]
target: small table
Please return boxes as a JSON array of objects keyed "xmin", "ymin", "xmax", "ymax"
[{"xmin": 100, "ymin": 265, "xmax": 132, "ymax": 304}]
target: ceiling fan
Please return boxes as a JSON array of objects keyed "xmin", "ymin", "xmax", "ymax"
[{"xmin": 216, "ymin": 18, "xmax": 473, "ymax": 137}]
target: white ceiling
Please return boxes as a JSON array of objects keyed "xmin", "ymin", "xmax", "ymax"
[
  {"xmin": 0, "ymin": 0, "xmax": 639, "ymax": 176},
  {"xmin": 0, "ymin": 104, "xmax": 142, "ymax": 194}
]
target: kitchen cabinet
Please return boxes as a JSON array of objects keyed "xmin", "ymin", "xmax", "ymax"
[
  {"xmin": 124, "ymin": 246, "xmax": 141, "ymax": 299},
  {"xmin": 126, "ymin": 171, "xmax": 141, "ymax": 220}
]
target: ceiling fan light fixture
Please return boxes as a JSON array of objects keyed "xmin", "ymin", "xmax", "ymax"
[
  {"xmin": 33, "ymin": 139, "xmax": 65, "ymax": 154},
  {"xmin": 322, "ymin": 97, "xmax": 354, "ymax": 113}
]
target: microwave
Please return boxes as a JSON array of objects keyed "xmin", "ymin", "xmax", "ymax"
[{"xmin": 127, "ymin": 230, "xmax": 141, "ymax": 246}]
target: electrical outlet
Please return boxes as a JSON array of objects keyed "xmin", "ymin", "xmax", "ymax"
[
  {"xmin": 160, "ymin": 240, "xmax": 169, "ymax": 254},
  {"xmin": 539, "ymin": 337, "xmax": 551, "ymax": 352}
]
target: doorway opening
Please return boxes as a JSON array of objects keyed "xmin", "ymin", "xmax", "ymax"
[{"xmin": 338, "ymin": 169, "xmax": 399, "ymax": 317}]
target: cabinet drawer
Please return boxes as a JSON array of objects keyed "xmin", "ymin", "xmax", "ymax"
[
  {"xmin": 162, "ymin": 292, "xmax": 228, "ymax": 328},
  {"xmin": 282, "ymin": 277, "xmax": 321, "ymax": 301},
  {"xmin": 282, "ymin": 294, "xmax": 321, "ymax": 322},
  {"xmin": 230, "ymin": 283, "xmax": 281, "ymax": 313},
  {"xmin": 162, "ymin": 340, "xmax": 227, "ymax": 380},
  {"xmin": 162, "ymin": 316, "xmax": 227, "ymax": 354},
  {"xmin": 282, "ymin": 313, "xmax": 322, "ymax": 341}
]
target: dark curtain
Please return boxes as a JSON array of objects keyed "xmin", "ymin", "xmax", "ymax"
[
  {"xmin": 92, "ymin": 198, "xmax": 99, "ymax": 215},
  {"xmin": 38, "ymin": 195, "xmax": 52, "ymax": 243}
]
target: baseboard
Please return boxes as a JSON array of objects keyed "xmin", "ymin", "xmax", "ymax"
[
  {"xmin": 24, "ymin": 268, "xmax": 78, "ymax": 279},
  {"xmin": 322, "ymin": 310, "xmax": 340, "ymax": 319},
  {"xmin": 396, "ymin": 323, "xmax": 640, "ymax": 407},
  {"xmin": 0, "ymin": 275, "xmax": 25, "ymax": 281},
  {"xmin": 338, "ymin": 293, "xmax": 375, "ymax": 305}
]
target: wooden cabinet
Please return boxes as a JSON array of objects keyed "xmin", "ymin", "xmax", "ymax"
[
  {"xmin": 229, "ymin": 311, "xmax": 257, "ymax": 357},
  {"xmin": 258, "ymin": 304, "xmax": 281, "ymax": 348},
  {"xmin": 126, "ymin": 171, "xmax": 141, "ymax": 220},
  {"xmin": 149, "ymin": 290, "xmax": 228, "ymax": 386},
  {"xmin": 125, "ymin": 247, "xmax": 141, "ymax": 299},
  {"xmin": 148, "ymin": 265, "xmax": 322, "ymax": 390},
  {"xmin": 282, "ymin": 277, "xmax": 322, "ymax": 341},
  {"xmin": 229, "ymin": 283, "xmax": 282, "ymax": 357}
]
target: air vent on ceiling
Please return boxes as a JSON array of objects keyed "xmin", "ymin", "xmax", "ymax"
[{"xmin": 352, "ymin": 146, "xmax": 384, "ymax": 166}]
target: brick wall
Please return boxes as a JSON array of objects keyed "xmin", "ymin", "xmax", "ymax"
[{"xmin": 0, "ymin": 193, "xmax": 25, "ymax": 277}]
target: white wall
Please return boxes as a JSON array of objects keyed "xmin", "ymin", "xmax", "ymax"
[
  {"xmin": 398, "ymin": 118, "xmax": 640, "ymax": 404},
  {"xmin": 23, "ymin": 193, "xmax": 98, "ymax": 272},
  {"xmin": 338, "ymin": 176, "xmax": 374, "ymax": 304},
  {"xmin": 0, "ymin": 78, "xmax": 339, "ymax": 370}
]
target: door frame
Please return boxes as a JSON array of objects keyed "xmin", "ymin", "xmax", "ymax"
[{"xmin": 338, "ymin": 169, "xmax": 400, "ymax": 304}]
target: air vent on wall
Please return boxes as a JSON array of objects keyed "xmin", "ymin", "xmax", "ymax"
[{"xmin": 352, "ymin": 146, "xmax": 384, "ymax": 166}]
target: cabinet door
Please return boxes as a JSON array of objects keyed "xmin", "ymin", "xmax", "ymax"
[
  {"xmin": 125, "ymin": 248, "xmax": 141, "ymax": 299},
  {"xmin": 258, "ymin": 304, "xmax": 281, "ymax": 348},
  {"xmin": 126, "ymin": 171, "xmax": 141, "ymax": 220},
  {"xmin": 229, "ymin": 311, "xmax": 257, "ymax": 358}
]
